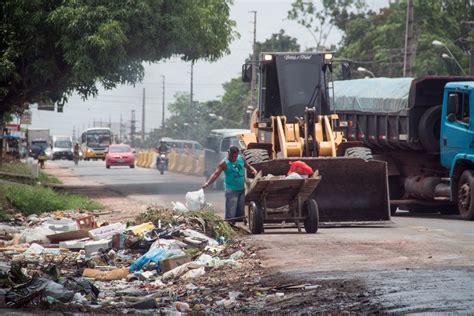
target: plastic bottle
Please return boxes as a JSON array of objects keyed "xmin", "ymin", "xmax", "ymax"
[{"xmin": 174, "ymin": 301, "xmax": 190, "ymax": 312}]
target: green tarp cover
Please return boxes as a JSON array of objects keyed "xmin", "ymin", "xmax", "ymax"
[{"xmin": 331, "ymin": 77, "xmax": 414, "ymax": 113}]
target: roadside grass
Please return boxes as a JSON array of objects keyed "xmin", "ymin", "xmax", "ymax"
[
  {"xmin": 0, "ymin": 160, "xmax": 61, "ymax": 184},
  {"xmin": 0, "ymin": 182, "xmax": 103, "ymax": 216}
]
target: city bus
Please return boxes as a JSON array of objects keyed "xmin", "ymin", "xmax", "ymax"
[{"xmin": 80, "ymin": 127, "xmax": 113, "ymax": 160}]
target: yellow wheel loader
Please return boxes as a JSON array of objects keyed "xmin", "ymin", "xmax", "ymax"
[{"xmin": 241, "ymin": 52, "xmax": 390, "ymax": 225}]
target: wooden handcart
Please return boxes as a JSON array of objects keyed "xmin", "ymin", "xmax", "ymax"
[{"xmin": 245, "ymin": 172, "xmax": 321, "ymax": 234}]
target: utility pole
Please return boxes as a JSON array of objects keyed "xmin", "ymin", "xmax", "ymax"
[
  {"xmin": 72, "ymin": 126, "xmax": 76, "ymax": 142},
  {"xmin": 403, "ymin": 0, "xmax": 414, "ymax": 77},
  {"xmin": 108, "ymin": 115, "xmax": 111, "ymax": 129},
  {"xmin": 190, "ymin": 62, "xmax": 194, "ymax": 111},
  {"xmin": 161, "ymin": 75, "xmax": 166, "ymax": 128},
  {"xmin": 119, "ymin": 114, "xmax": 123, "ymax": 143},
  {"xmin": 141, "ymin": 87, "xmax": 145, "ymax": 141},
  {"xmin": 130, "ymin": 110, "xmax": 136, "ymax": 147},
  {"xmin": 249, "ymin": 10, "xmax": 257, "ymax": 125}
]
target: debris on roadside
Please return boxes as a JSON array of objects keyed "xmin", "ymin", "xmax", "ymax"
[
  {"xmin": 0, "ymin": 192, "xmax": 382, "ymax": 314},
  {"xmin": 0, "ymin": 194, "xmax": 274, "ymax": 314}
]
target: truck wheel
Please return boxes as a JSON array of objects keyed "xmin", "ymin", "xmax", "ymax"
[
  {"xmin": 457, "ymin": 170, "xmax": 474, "ymax": 220},
  {"xmin": 303, "ymin": 199, "xmax": 319, "ymax": 233},
  {"xmin": 248, "ymin": 201, "xmax": 264, "ymax": 234},
  {"xmin": 344, "ymin": 147, "xmax": 373, "ymax": 160},
  {"xmin": 418, "ymin": 105, "xmax": 441, "ymax": 153},
  {"xmin": 243, "ymin": 148, "xmax": 270, "ymax": 165}
]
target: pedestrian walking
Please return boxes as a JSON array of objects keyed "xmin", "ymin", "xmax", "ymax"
[{"xmin": 202, "ymin": 146, "xmax": 257, "ymax": 223}]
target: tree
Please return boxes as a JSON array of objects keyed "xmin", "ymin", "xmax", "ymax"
[
  {"xmin": 256, "ymin": 29, "xmax": 301, "ymax": 53},
  {"xmin": 288, "ymin": 0, "xmax": 366, "ymax": 50},
  {"xmin": 0, "ymin": 0, "xmax": 236, "ymax": 119},
  {"xmin": 338, "ymin": 0, "xmax": 472, "ymax": 77},
  {"xmin": 288, "ymin": 0, "xmax": 473, "ymax": 78}
]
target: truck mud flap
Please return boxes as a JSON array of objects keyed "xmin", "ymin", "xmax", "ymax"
[{"xmin": 251, "ymin": 157, "xmax": 390, "ymax": 224}]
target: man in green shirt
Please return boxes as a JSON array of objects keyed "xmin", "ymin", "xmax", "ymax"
[{"xmin": 202, "ymin": 146, "xmax": 257, "ymax": 223}]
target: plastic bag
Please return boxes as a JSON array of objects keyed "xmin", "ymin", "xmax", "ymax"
[
  {"xmin": 20, "ymin": 225, "xmax": 56, "ymax": 244},
  {"xmin": 182, "ymin": 229, "xmax": 219, "ymax": 246},
  {"xmin": 286, "ymin": 172, "xmax": 303, "ymax": 180},
  {"xmin": 288, "ymin": 160, "xmax": 313, "ymax": 176},
  {"xmin": 172, "ymin": 201, "xmax": 189, "ymax": 212},
  {"xmin": 186, "ymin": 189, "xmax": 206, "ymax": 211},
  {"xmin": 128, "ymin": 248, "xmax": 185, "ymax": 272},
  {"xmin": 181, "ymin": 267, "xmax": 206, "ymax": 280}
]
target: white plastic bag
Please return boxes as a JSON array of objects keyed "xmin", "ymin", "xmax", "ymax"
[
  {"xmin": 172, "ymin": 201, "xmax": 189, "ymax": 213},
  {"xmin": 286, "ymin": 172, "xmax": 303, "ymax": 180},
  {"xmin": 20, "ymin": 225, "xmax": 56, "ymax": 244},
  {"xmin": 181, "ymin": 266, "xmax": 206, "ymax": 280},
  {"xmin": 185, "ymin": 189, "xmax": 206, "ymax": 211}
]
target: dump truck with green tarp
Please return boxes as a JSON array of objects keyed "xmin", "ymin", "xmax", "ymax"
[{"xmin": 333, "ymin": 76, "xmax": 474, "ymax": 220}]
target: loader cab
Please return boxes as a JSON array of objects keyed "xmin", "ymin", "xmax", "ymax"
[{"xmin": 243, "ymin": 52, "xmax": 333, "ymax": 123}]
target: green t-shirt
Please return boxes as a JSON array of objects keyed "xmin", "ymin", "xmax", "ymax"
[{"xmin": 224, "ymin": 155, "xmax": 245, "ymax": 190}]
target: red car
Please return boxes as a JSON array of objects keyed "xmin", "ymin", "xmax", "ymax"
[{"xmin": 105, "ymin": 144, "xmax": 135, "ymax": 169}]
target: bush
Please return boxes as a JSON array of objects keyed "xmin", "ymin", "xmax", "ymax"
[
  {"xmin": 0, "ymin": 183, "xmax": 102, "ymax": 215},
  {"xmin": 0, "ymin": 161, "xmax": 61, "ymax": 184}
]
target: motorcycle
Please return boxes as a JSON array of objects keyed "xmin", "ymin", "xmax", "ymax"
[{"xmin": 157, "ymin": 153, "xmax": 168, "ymax": 175}]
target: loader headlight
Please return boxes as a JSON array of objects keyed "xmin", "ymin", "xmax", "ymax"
[
  {"xmin": 324, "ymin": 53, "xmax": 333, "ymax": 62},
  {"xmin": 264, "ymin": 54, "xmax": 273, "ymax": 61}
]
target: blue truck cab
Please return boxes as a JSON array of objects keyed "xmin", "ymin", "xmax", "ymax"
[{"xmin": 440, "ymin": 81, "xmax": 474, "ymax": 219}]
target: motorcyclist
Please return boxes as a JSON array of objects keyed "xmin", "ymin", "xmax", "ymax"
[
  {"xmin": 156, "ymin": 140, "xmax": 169, "ymax": 168},
  {"xmin": 157, "ymin": 140, "xmax": 169, "ymax": 155}
]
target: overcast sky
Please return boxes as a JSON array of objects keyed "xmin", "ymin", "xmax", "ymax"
[{"xmin": 28, "ymin": 0, "xmax": 387, "ymax": 136}]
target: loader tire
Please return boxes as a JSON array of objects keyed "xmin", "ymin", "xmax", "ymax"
[
  {"xmin": 303, "ymin": 199, "xmax": 319, "ymax": 234},
  {"xmin": 243, "ymin": 148, "xmax": 270, "ymax": 165},
  {"xmin": 344, "ymin": 146, "xmax": 373, "ymax": 160},
  {"xmin": 249, "ymin": 201, "xmax": 264, "ymax": 234},
  {"xmin": 457, "ymin": 170, "xmax": 474, "ymax": 220},
  {"xmin": 418, "ymin": 105, "xmax": 441, "ymax": 153}
]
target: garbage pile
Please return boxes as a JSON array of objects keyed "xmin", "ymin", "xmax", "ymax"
[{"xmin": 0, "ymin": 191, "xmax": 285, "ymax": 313}]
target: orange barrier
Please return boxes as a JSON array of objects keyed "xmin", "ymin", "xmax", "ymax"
[
  {"xmin": 168, "ymin": 152, "xmax": 178, "ymax": 171},
  {"xmin": 194, "ymin": 155, "xmax": 205, "ymax": 176}
]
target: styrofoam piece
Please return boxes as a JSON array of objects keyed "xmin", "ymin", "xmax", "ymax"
[
  {"xmin": 46, "ymin": 218, "xmax": 79, "ymax": 233},
  {"xmin": 88, "ymin": 223, "xmax": 126, "ymax": 241},
  {"xmin": 84, "ymin": 239, "xmax": 112, "ymax": 256}
]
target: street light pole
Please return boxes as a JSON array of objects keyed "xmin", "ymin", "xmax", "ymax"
[
  {"xmin": 161, "ymin": 75, "xmax": 165, "ymax": 129},
  {"xmin": 432, "ymin": 40, "xmax": 467, "ymax": 75}
]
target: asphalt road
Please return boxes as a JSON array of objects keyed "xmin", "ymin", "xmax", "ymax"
[
  {"xmin": 48, "ymin": 160, "xmax": 474, "ymax": 313},
  {"xmin": 48, "ymin": 159, "xmax": 225, "ymax": 214}
]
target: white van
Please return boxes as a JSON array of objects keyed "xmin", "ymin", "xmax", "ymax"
[
  {"xmin": 204, "ymin": 129, "xmax": 250, "ymax": 189},
  {"xmin": 165, "ymin": 139, "xmax": 204, "ymax": 155},
  {"xmin": 51, "ymin": 135, "xmax": 73, "ymax": 160}
]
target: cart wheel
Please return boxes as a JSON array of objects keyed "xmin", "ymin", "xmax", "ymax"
[
  {"xmin": 303, "ymin": 199, "xmax": 319, "ymax": 233},
  {"xmin": 249, "ymin": 201, "xmax": 264, "ymax": 234}
]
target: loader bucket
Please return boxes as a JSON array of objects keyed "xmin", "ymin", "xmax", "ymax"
[{"xmin": 251, "ymin": 157, "xmax": 390, "ymax": 224}]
